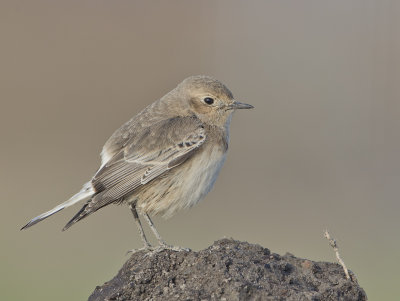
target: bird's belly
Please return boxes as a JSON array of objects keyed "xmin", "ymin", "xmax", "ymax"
[{"xmin": 136, "ymin": 147, "xmax": 227, "ymax": 218}]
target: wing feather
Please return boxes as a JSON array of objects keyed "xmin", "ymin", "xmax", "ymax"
[
  {"xmin": 63, "ymin": 116, "xmax": 206, "ymax": 229},
  {"xmin": 93, "ymin": 116, "xmax": 205, "ymax": 196}
]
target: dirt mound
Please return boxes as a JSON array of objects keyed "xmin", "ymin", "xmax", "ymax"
[{"xmin": 89, "ymin": 238, "xmax": 367, "ymax": 301}]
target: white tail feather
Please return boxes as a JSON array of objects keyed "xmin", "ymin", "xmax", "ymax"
[{"xmin": 21, "ymin": 181, "xmax": 94, "ymax": 230}]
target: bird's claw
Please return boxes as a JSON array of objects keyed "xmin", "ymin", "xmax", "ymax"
[
  {"xmin": 127, "ymin": 243, "xmax": 191, "ymax": 257},
  {"xmin": 142, "ymin": 244, "xmax": 191, "ymax": 257},
  {"xmin": 126, "ymin": 245, "xmax": 153, "ymax": 256},
  {"xmin": 159, "ymin": 244, "xmax": 191, "ymax": 252}
]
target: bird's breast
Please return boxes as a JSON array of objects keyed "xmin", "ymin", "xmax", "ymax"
[
  {"xmin": 178, "ymin": 145, "xmax": 227, "ymax": 208},
  {"xmin": 136, "ymin": 142, "xmax": 227, "ymax": 218}
]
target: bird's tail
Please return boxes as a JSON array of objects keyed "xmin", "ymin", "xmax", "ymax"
[{"xmin": 21, "ymin": 181, "xmax": 94, "ymax": 230}]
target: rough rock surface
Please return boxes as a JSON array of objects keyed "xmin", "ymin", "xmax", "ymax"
[{"xmin": 89, "ymin": 239, "xmax": 367, "ymax": 301}]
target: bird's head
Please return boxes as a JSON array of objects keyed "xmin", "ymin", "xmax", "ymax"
[{"xmin": 173, "ymin": 75, "xmax": 253, "ymax": 128}]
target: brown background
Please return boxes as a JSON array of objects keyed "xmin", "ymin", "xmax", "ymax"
[{"xmin": 1, "ymin": 1, "xmax": 399, "ymax": 300}]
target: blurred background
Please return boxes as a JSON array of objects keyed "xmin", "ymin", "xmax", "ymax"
[{"xmin": 1, "ymin": 1, "xmax": 399, "ymax": 300}]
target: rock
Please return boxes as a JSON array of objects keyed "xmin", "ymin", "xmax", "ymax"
[{"xmin": 88, "ymin": 239, "xmax": 367, "ymax": 301}]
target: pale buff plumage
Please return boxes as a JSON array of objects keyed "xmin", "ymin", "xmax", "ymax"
[
  {"xmin": 21, "ymin": 75, "xmax": 253, "ymax": 250},
  {"xmin": 134, "ymin": 124, "xmax": 229, "ymax": 218}
]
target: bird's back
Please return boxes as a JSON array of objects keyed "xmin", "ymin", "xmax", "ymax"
[{"xmin": 101, "ymin": 89, "xmax": 191, "ymax": 166}]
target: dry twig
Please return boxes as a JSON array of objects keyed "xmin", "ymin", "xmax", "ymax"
[{"xmin": 324, "ymin": 230, "xmax": 350, "ymax": 280}]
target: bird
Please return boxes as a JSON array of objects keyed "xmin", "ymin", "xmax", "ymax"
[{"xmin": 21, "ymin": 75, "xmax": 253, "ymax": 251}]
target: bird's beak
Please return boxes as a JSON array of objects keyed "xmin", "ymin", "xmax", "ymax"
[{"xmin": 228, "ymin": 101, "xmax": 254, "ymax": 110}]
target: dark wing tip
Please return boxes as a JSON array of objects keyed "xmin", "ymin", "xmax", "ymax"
[
  {"xmin": 62, "ymin": 203, "xmax": 89, "ymax": 231},
  {"xmin": 62, "ymin": 217, "xmax": 79, "ymax": 232}
]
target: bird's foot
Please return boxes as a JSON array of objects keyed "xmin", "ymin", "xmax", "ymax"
[
  {"xmin": 126, "ymin": 244, "xmax": 154, "ymax": 255},
  {"xmin": 127, "ymin": 243, "xmax": 190, "ymax": 257},
  {"xmin": 159, "ymin": 243, "xmax": 191, "ymax": 252},
  {"xmin": 142, "ymin": 243, "xmax": 191, "ymax": 257}
]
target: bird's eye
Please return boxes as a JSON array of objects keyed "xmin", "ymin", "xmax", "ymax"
[{"xmin": 203, "ymin": 97, "xmax": 214, "ymax": 105}]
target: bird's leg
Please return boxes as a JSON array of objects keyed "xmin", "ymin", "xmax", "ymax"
[
  {"xmin": 141, "ymin": 212, "xmax": 190, "ymax": 253},
  {"xmin": 127, "ymin": 204, "xmax": 152, "ymax": 254},
  {"xmin": 142, "ymin": 212, "xmax": 167, "ymax": 247}
]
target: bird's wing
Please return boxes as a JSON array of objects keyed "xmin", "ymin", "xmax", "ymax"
[{"xmin": 63, "ymin": 116, "xmax": 206, "ymax": 230}]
